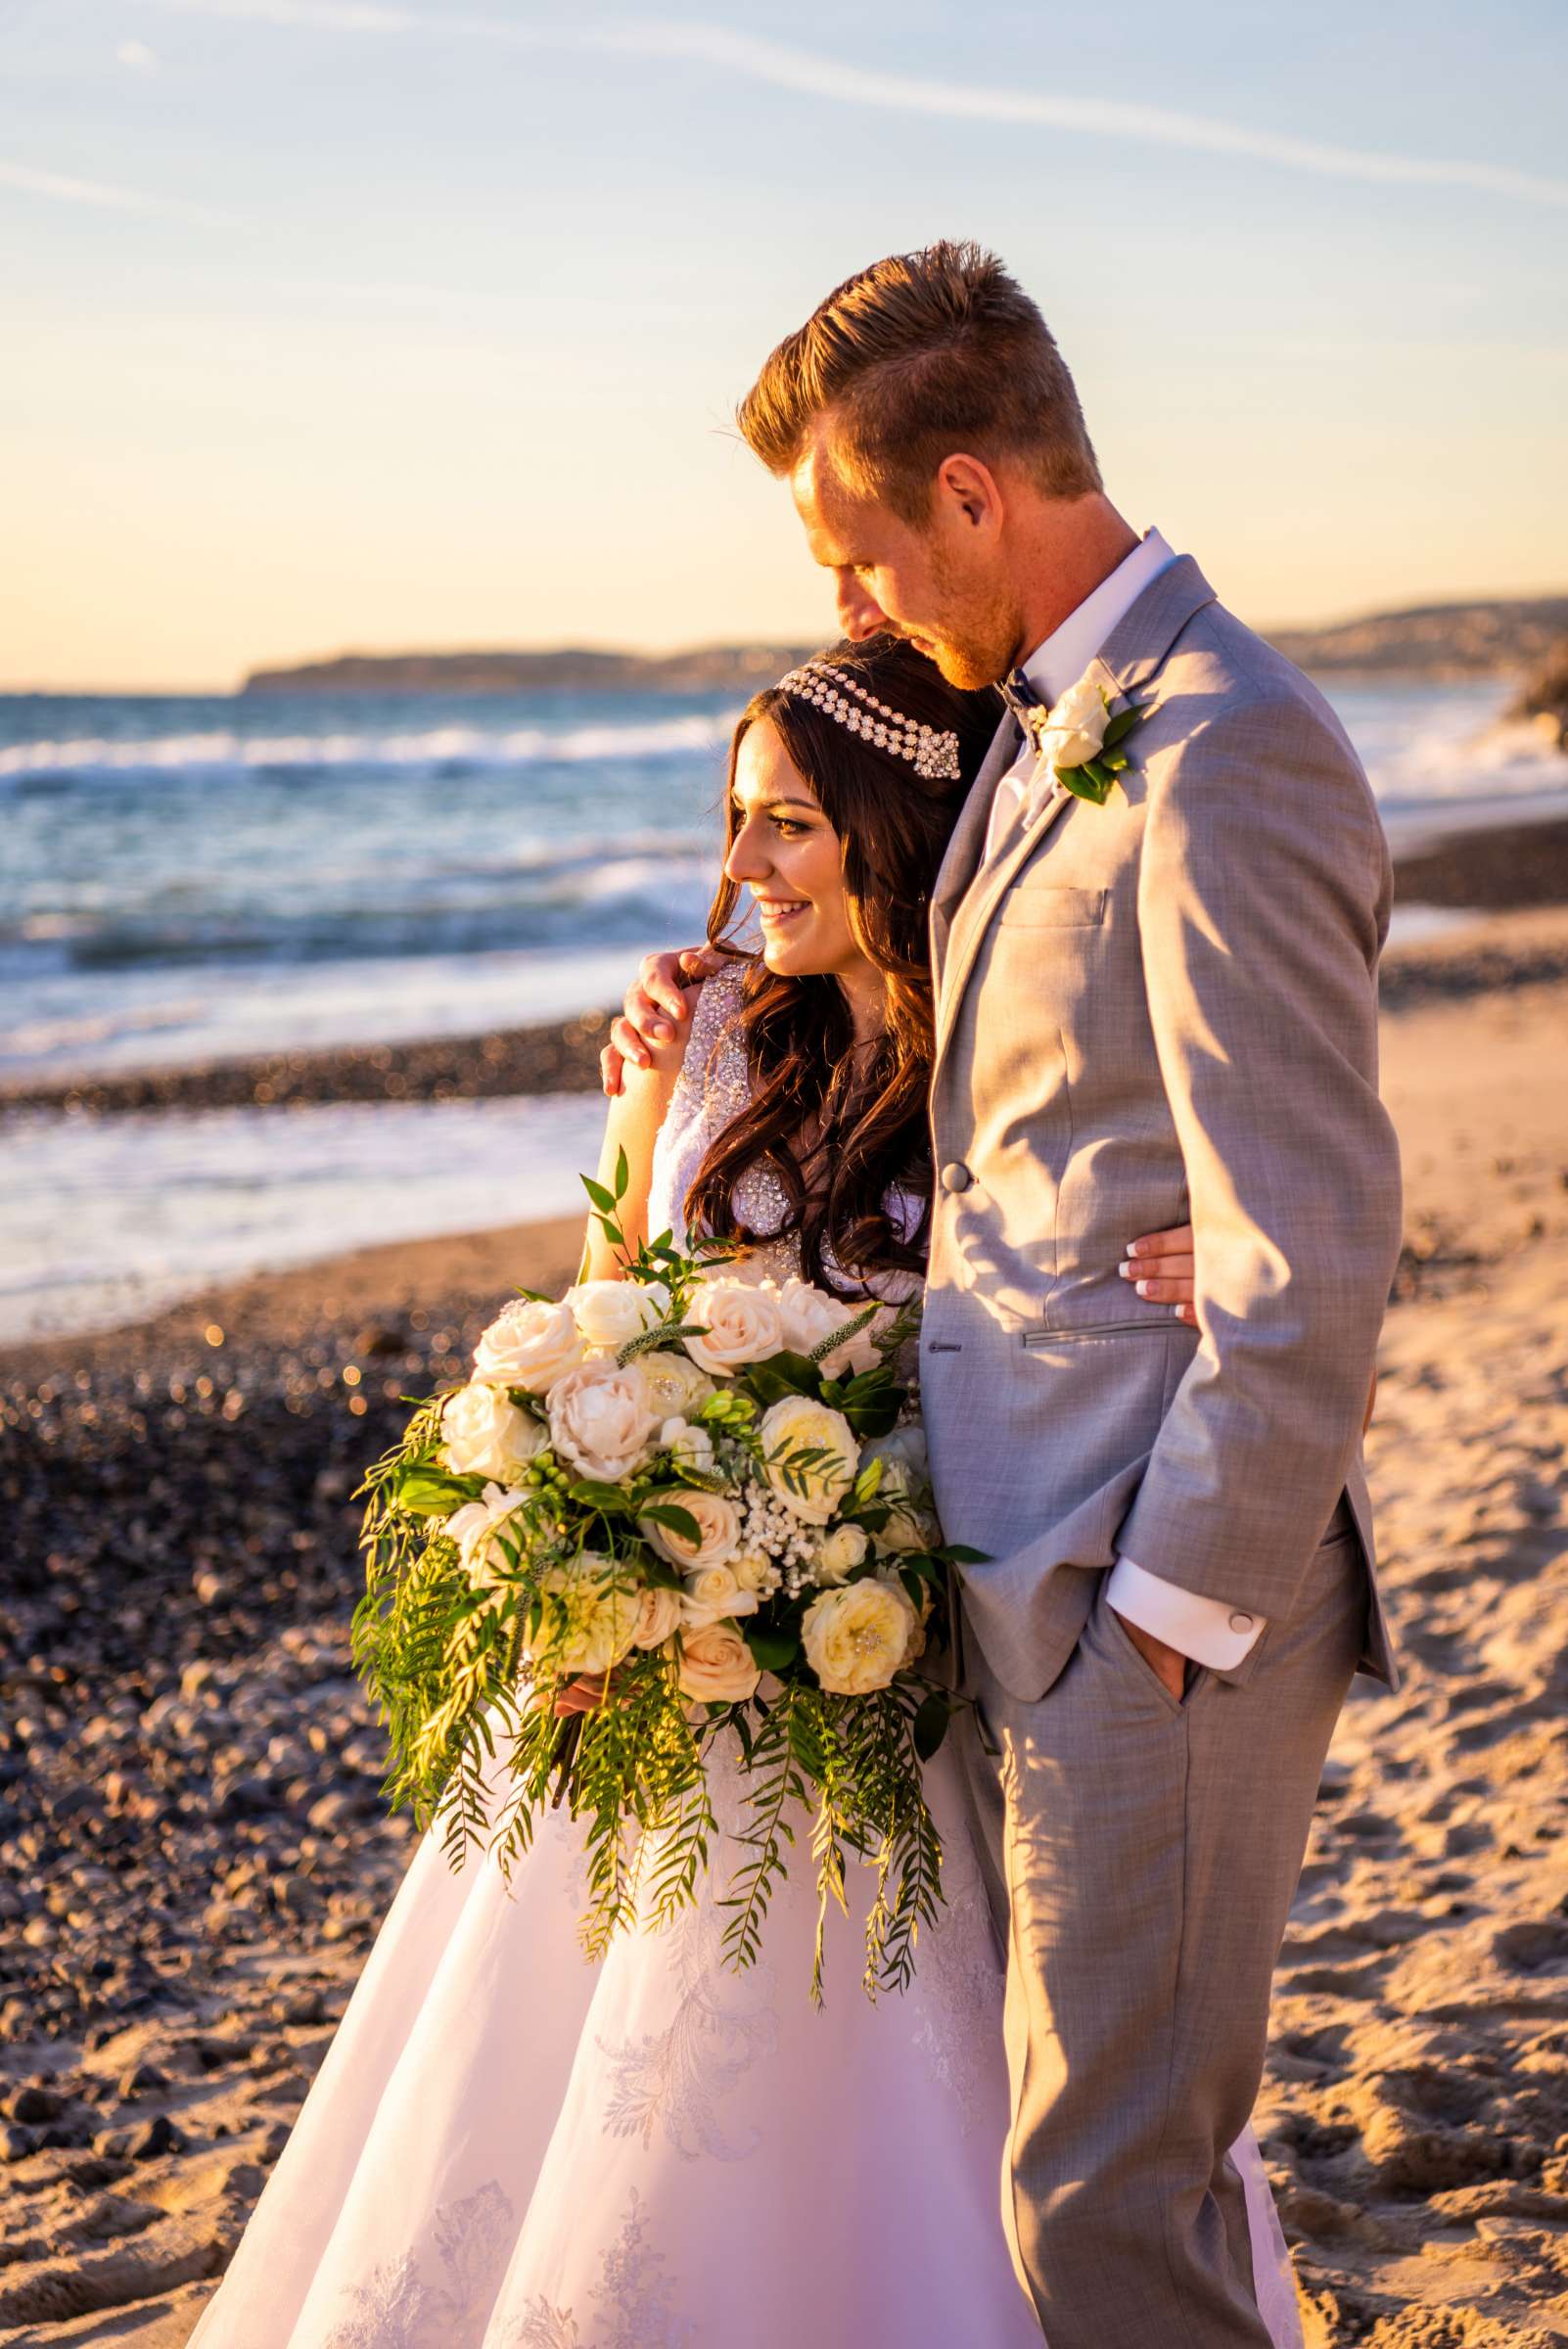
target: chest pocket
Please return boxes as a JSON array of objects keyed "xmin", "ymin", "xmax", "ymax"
[{"xmin": 995, "ymin": 883, "xmax": 1108, "ymax": 931}]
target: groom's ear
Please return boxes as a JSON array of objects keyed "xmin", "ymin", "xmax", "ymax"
[{"xmin": 933, "ymin": 453, "xmax": 1003, "ymax": 537}]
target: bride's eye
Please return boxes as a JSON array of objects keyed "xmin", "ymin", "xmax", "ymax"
[{"xmin": 770, "ymin": 815, "xmax": 808, "ymax": 838}]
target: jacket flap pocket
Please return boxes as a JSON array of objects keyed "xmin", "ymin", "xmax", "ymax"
[{"xmin": 997, "ymin": 884, "xmax": 1108, "ymax": 930}]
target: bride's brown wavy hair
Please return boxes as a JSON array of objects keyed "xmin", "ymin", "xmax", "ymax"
[{"xmin": 684, "ymin": 634, "xmax": 1000, "ymax": 1294}]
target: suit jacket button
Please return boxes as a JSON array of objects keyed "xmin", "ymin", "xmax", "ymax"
[
  {"xmin": 940, "ymin": 1162, "xmax": 973, "ymax": 1194},
  {"xmin": 1227, "ymin": 1610, "xmax": 1255, "ymax": 1633}
]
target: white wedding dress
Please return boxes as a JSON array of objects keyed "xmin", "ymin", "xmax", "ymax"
[{"xmin": 188, "ymin": 969, "xmax": 1304, "ymax": 2348}]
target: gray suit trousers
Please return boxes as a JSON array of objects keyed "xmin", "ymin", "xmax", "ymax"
[{"xmin": 958, "ymin": 1523, "xmax": 1367, "ymax": 2345}]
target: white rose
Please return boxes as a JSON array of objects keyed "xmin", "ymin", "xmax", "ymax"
[
  {"xmin": 759, "ymin": 1394, "xmax": 860, "ymax": 1525},
  {"xmin": 775, "ymin": 1277, "xmax": 887, "ymax": 1378},
  {"xmin": 638, "ymin": 1350, "xmax": 717, "ymax": 1420},
  {"xmin": 680, "ymin": 1563, "xmax": 760, "ymax": 1629},
  {"xmin": 658, "ymin": 1416, "xmax": 717, "ymax": 1479},
  {"xmin": 547, "ymin": 1359, "xmax": 660, "ymax": 1483},
  {"xmin": 632, "ymin": 1584, "xmax": 682, "ymax": 1650},
  {"xmin": 527, "ymin": 1552, "xmax": 641, "ymax": 1677},
  {"xmin": 676, "ymin": 1620, "xmax": 761, "ymax": 1704},
  {"xmin": 802, "ymin": 1579, "xmax": 918, "ymax": 1695},
  {"xmin": 812, "ymin": 1522, "xmax": 869, "ymax": 1587},
  {"xmin": 640, "ymin": 1487, "xmax": 741, "ymax": 1573},
  {"xmin": 473, "ymin": 1298, "xmax": 586, "ymax": 1396},
  {"xmin": 567, "ymin": 1278, "xmax": 669, "ymax": 1352},
  {"xmin": 731, "ymin": 1547, "xmax": 782, "ymax": 1599},
  {"xmin": 683, "ymin": 1278, "xmax": 784, "ymax": 1376},
  {"xmin": 438, "ymin": 1382, "xmax": 548, "ymax": 1482},
  {"xmin": 1038, "ymin": 674, "xmax": 1109, "ymax": 772},
  {"xmin": 444, "ymin": 1481, "xmax": 530, "ymax": 1592}
]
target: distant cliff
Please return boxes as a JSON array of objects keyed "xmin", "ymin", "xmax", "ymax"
[
  {"xmin": 240, "ymin": 643, "xmax": 814, "ymax": 696},
  {"xmin": 1268, "ymin": 596, "xmax": 1568, "ymax": 679},
  {"xmin": 240, "ymin": 598, "xmax": 1568, "ymax": 696}
]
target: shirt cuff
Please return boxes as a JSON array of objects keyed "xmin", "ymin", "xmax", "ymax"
[{"xmin": 1105, "ymin": 1556, "xmax": 1267, "ymax": 1671}]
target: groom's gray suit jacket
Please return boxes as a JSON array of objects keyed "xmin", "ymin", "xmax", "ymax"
[{"xmin": 923, "ymin": 554, "xmax": 1404, "ymax": 1702}]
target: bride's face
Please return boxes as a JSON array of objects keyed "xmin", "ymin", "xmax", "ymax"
[{"xmin": 725, "ymin": 718, "xmax": 866, "ymax": 986}]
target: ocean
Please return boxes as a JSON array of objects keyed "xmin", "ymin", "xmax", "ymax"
[{"xmin": 4, "ymin": 676, "xmax": 1564, "ymax": 1339}]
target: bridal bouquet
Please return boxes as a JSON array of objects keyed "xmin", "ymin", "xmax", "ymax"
[{"xmin": 352, "ymin": 1154, "xmax": 974, "ymax": 2001}]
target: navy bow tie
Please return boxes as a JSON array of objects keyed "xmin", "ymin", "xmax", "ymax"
[{"xmin": 998, "ymin": 668, "xmax": 1047, "ymax": 737}]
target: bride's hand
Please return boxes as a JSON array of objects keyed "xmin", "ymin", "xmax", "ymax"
[
  {"xmin": 551, "ymin": 1674, "xmax": 611, "ymax": 1718},
  {"xmin": 600, "ymin": 946, "xmax": 720, "ymax": 1096},
  {"xmin": 1120, "ymin": 1225, "xmax": 1197, "ymax": 1323}
]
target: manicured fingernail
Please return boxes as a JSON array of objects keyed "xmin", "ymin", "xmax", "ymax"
[
  {"xmin": 1118, "ymin": 1260, "xmax": 1134, "ymax": 1280},
  {"xmin": 1173, "ymin": 1306, "xmax": 1188, "ymax": 1321},
  {"xmin": 1135, "ymin": 1278, "xmax": 1153, "ymax": 1298},
  {"xmin": 1127, "ymin": 1237, "xmax": 1146, "ymax": 1256}
]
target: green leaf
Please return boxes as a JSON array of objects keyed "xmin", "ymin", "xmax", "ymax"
[
  {"xmin": 581, "ymin": 1174, "xmax": 618, "ymax": 1216},
  {"xmin": 807, "ymin": 1300, "xmax": 881, "ymax": 1365},
  {"xmin": 613, "ymin": 1144, "xmax": 630, "ymax": 1204},
  {"xmin": 393, "ymin": 1466, "xmax": 481, "ymax": 1516},
  {"xmin": 741, "ymin": 1353, "xmax": 820, "ymax": 1405},
  {"xmin": 567, "ymin": 1478, "xmax": 634, "ymax": 1515},
  {"xmin": 742, "ymin": 1622, "xmax": 801, "ymax": 1672},
  {"xmin": 1101, "ymin": 705, "xmax": 1142, "ymax": 749},
  {"xmin": 913, "ymin": 1689, "xmax": 951, "ymax": 1763},
  {"xmin": 639, "ymin": 1501, "xmax": 703, "ymax": 1547},
  {"xmin": 1060, "ymin": 762, "xmax": 1113, "ymax": 806}
]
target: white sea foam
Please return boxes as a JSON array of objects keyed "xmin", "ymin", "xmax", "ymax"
[
  {"xmin": 0, "ymin": 1093, "xmax": 612, "ymax": 1342},
  {"xmin": 0, "ymin": 709, "xmax": 738, "ymax": 782}
]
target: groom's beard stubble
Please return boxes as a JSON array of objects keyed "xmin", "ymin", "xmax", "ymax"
[{"xmin": 899, "ymin": 549, "xmax": 1021, "ymax": 693}]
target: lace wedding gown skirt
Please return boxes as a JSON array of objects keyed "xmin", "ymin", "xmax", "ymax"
[{"xmin": 189, "ymin": 968, "xmax": 1305, "ymax": 2346}]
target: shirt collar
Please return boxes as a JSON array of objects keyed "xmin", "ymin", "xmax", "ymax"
[{"xmin": 1016, "ymin": 528, "xmax": 1178, "ymax": 708}]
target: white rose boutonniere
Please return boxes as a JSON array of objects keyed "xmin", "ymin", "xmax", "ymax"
[{"xmin": 1024, "ymin": 672, "xmax": 1151, "ymax": 812}]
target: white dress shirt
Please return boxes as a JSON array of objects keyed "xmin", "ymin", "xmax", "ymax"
[{"xmin": 983, "ymin": 526, "xmax": 1265, "ymax": 1674}]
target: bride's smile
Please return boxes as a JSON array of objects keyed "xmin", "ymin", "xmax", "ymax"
[{"xmin": 724, "ymin": 714, "xmax": 867, "ymax": 994}]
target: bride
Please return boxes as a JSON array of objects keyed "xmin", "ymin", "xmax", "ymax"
[{"xmin": 188, "ymin": 635, "xmax": 1304, "ymax": 2348}]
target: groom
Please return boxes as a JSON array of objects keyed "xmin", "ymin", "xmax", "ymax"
[{"xmin": 623, "ymin": 243, "xmax": 1403, "ymax": 2343}]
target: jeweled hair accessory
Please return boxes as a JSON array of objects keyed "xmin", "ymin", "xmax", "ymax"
[{"xmin": 777, "ymin": 661, "xmax": 961, "ymax": 781}]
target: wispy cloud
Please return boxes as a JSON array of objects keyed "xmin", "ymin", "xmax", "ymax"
[
  {"xmin": 0, "ymin": 159, "xmax": 227, "ymax": 220},
  {"xmin": 143, "ymin": 0, "xmax": 1568, "ymax": 209}
]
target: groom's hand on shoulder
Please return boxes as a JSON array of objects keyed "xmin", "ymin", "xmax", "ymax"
[{"xmin": 600, "ymin": 947, "xmax": 716, "ymax": 1095}]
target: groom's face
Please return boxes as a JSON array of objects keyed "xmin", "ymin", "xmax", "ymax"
[{"xmin": 790, "ymin": 428, "xmax": 1020, "ymax": 691}]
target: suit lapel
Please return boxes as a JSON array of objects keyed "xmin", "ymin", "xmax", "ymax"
[
  {"xmin": 930, "ymin": 708, "xmax": 1019, "ymax": 976},
  {"xmin": 933, "ymin": 782, "xmax": 1075, "ymax": 1067},
  {"xmin": 931, "ymin": 555, "xmax": 1219, "ymax": 1080}
]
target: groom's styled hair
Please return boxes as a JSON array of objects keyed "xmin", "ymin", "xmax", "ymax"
[{"xmin": 738, "ymin": 240, "xmax": 1102, "ymax": 523}]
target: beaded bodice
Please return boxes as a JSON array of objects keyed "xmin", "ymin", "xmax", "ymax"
[{"xmin": 645, "ymin": 960, "xmax": 923, "ymax": 1302}]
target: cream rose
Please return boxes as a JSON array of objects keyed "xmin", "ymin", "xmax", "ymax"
[
  {"xmin": 775, "ymin": 1277, "xmax": 886, "ymax": 1378},
  {"xmin": 640, "ymin": 1486, "xmax": 741, "ymax": 1573},
  {"xmin": 676, "ymin": 1619, "xmax": 761, "ymax": 1704},
  {"xmin": 812, "ymin": 1521, "xmax": 869, "ymax": 1587},
  {"xmin": 759, "ymin": 1394, "xmax": 860, "ymax": 1524},
  {"xmin": 1038, "ymin": 674, "xmax": 1109, "ymax": 772},
  {"xmin": 680, "ymin": 1563, "xmax": 760, "ymax": 1629},
  {"xmin": 473, "ymin": 1298, "xmax": 586, "ymax": 1395},
  {"xmin": 444, "ymin": 1481, "xmax": 529, "ymax": 1592},
  {"xmin": 683, "ymin": 1278, "xmax": 784, "ymax": 1376},
  {"xmin": 567, "ymin": 1277, "xmax": 669, "ymax": 1353},
  {"xmin": 638, "ymin": 1350, "xmax": 717, "ymax": 1420},
  {"xmin": 802, "ymin": 1579, "xmax": 918, "ymax": 1695},
  {"xmin": 438, "ymin": 1382, "xmax": 548, "ymax": 1482},
  {"xmin": 632, "ymin": 1584, "xmax": 682, "ymax": 1650},
  {"xmin": 731, "ymin": 1547, "xmax": 782, "ymax": 1599},
  {"xmin": 658, "ymin": 1416, "xmax": 717, "ymax": 1478},
  {"xmin": 526, "ymin": 1553, "xmax": 641, "ymax": 1677},
  {"xmin": 547, "ymin": 1359, "xmax": 659, "ymax": 1483}
]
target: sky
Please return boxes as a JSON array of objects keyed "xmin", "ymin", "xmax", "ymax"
[{"xmin": 2, "ymin": 0, "xmax": 1566, "ymax": 691}]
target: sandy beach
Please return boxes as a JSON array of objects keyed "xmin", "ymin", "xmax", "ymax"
[{"xmin": 4, "ymin": 888, "xmax": 1568, "ymax": 2343}]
